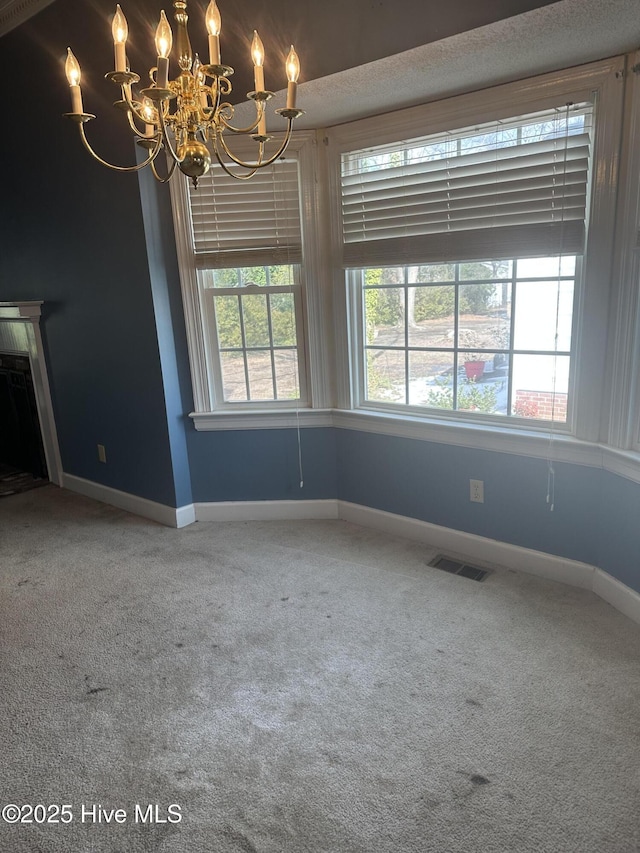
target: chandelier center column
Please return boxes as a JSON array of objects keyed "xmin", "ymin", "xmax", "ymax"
[{"xmin": 174, "ymin": 0, "xmax": 193, "ymax": 73}]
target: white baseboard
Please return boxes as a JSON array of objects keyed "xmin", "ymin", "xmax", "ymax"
[
  {"xmin": 338, "ymin": 501, "xmax": 596, "ymax": 590},
  {"xmin": 56, "ymin": 480, "xmax": 640, "ymax": 625},
  {"xmin": 195, "ymin": 499, "xmax": 339, "ymax": 522},
  {"xmin": 593, "ymin": 568, "xmax": 640, "ymax": 624},
  {"xmin": 62, "ymin": 473, "xmax": 192, "ymax": 529},
  {"xmin": 175, "ymin": 503, "xmax": 197, "ymax": 528},
  {"xmin": 337, "ymin": 501, "xmax": 639, "ymax": 625}
]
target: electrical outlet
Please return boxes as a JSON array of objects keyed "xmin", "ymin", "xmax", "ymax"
[
  {"xmin": 470, "ymin": 479, "xmax": 484, "ymax": 503},
  {"xmin": 97, "ymin": 444, "xmax": 107, "ymax": 464}
]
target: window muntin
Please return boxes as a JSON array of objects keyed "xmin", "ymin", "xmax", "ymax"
[{"xmin": 359, "ymin": 256, "xmax": 575, "ymax": 424}]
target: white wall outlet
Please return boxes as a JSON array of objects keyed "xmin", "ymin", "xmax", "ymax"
[
  {"xmin": 97, "ymin": 444, "xmax": 107, "ymax": 464},
  {"xmin": 470, "ymin": 479, "xmax": 484, "ymax": 503}
]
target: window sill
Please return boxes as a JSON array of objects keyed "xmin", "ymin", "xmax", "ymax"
[{"xmin": 190, "ymin": 408, "xmax": 335, "ymax": 431}]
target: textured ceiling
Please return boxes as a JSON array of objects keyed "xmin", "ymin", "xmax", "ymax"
[
  {"xmin": 0, "ymin": 0, "xmax": 564, "ymax": 59},
  {"xmin": 4, "ymin": 0, "xmax": 640, "ymax": 129},
  {"xmin": 0, "ymin": 0, "xmax": 53, "ymax": 35},
  {"xmin": 288, "ymin": 0, "xmax": 640, "ymax": 129}
]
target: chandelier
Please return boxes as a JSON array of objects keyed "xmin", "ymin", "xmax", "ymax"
[{"xmin": 63, "ymin": 0, "xmax": 304, "ymax": 186}]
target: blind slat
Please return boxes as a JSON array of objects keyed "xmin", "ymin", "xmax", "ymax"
[
  {"xmin": 343, "ymin": 184, "xmax": 587, "ymax": 230},
  {"xmin": 341, "ymin": 159, "xmax": 589, "ymax": 203}
]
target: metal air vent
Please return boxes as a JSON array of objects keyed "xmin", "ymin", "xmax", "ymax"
[{"xmin": 430, "ymin": 555, "xmax": 490, "ymax": 582}]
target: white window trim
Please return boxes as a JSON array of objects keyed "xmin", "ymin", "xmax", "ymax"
[
  {"xmin": 170, "ymin": 130, "xmax": 333, "ymax": 429},
  {"xmin": 604, "ymin": 50, "xmax": 640, "ymax": 451},
  {"xmin": 326, "ymin": 56, "xmax": 625, "ymax": 445}
]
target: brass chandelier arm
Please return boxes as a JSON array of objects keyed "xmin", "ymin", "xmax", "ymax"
[
  {"xmin": 216, "ymin": 102, "xmax": 262, "ymax": 136},
  {"xmin": 199, "ymin": 78, "xmax": 225, "ymax": 130},
  {"xmin": 151, "ymin": 156, "xmax": 178, "ymax": 183},
  {"xmin": 78, "ymin": 122, "xmax": 163, "ymax": 172},
  {"xmin": 126, "ymin": 109, "xmax": 158, "ymax": 140},
  {"xmin": 214, "ymin": 129, "xmax": 264, "ymax": 174},
  {"xmin": 212, "ymin": 143, "xmax": 261, "ymax": 180},
  {"xmin": 120, "ymin": 83, "xmax": 149, "ymax": 125},
  {"xmin": 157, "ymin": 105, "xmax": 183, "ymax": 166},
  {"xmin": 214, "ymin": 119, "xmax": 296, "ymax": 173},
  {"xmin": 250, "ymin": 120, "xmax": 296, "ymax": 166},
  {"xmin": 120, "ymin": 79, "xmax": 173, "ymax": 137},
  {"xmin": 199, "ymin": 102, "xmax": 216, "ymax": 125}
]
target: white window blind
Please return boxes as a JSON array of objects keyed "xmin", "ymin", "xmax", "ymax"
[
  {"xmin": 340, "ymin": 104, "xmax": 593, "ymax": 268},
  {"xmin": 189, "ymin": 157, "xmax": 302, "ymax": 269}
]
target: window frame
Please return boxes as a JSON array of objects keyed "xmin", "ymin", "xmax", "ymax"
[
  {"xmin": 200, "ymin": 265, "xmax": 309, "ymax": 406},
  {"xmin": 327, "ymin": 57, "xmax": 625, "ymax": 444},
  {"xmin": 170, "ymin": 130, "xmax": 334, "ymax": 430}
]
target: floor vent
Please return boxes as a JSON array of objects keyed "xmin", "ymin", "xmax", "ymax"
[{"xmin": 430, "ymin": 555, "xmax": 490, "ymax": 582}]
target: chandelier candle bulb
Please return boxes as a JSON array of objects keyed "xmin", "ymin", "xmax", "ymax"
[
  {"xmin": 155, "ymin": 10, "xmax": 172, "ymax": 88},
  {"xmin": 65, "ymin": 48, "xmax": 83, "ymax": 114},
  {"xmin": 111, "ymin": 5, "xmax": 128, "ymax": 73},
  {"xmin": 205, "ymin": 0, "xmax": 221, "ymax": 65},
  {"xmin": 251, "ymin": 30, "xmax": 265, "ymax": 92},
  {"xmin": 142, "ymin": 98, "xmax": 155, "ymax": 137},
  {"xmin": 286, "ymin": 45, "xmax": 299, "ymax": 109}
]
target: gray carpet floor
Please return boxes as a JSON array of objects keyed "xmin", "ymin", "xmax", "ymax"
[{"xmin": 1, "ymin": 484, "xmax": 639, "ymax": 852}]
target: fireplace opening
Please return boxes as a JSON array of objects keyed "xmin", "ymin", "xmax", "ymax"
[{"xmin": 0, "ymin": 352, "xmax": 48, "ymax": 490}]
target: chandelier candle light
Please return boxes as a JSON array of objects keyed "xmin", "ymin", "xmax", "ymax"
[{"xmin": 63, "ymin": 0, "xmax": 304, "ymax": 186}]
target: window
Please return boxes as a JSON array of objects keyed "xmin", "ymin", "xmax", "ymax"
[
  {"xmin": 200, "ymin": 264, "xmax": 306, "ymax": 404},
  {"xmin": 360, "ymin": 257, "xmax": 575, "ymax": 421},
  {"xmin": 188, "ymin": 154, "xmax": 305, "ymax": 407},
  {"xmin": 170, "ymin": 132, "xmax": 331, "ymax": 425},
  {"xmin": 340, "ymin": 105, "xmax": 593, "ymax": 428}
]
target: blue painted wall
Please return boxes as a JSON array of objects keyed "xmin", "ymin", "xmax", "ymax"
[
  {"xmin": 335, "ymin": 429, "xmax": 640, "ymax": 593},
  {"xmin": 0, "ymin": 3, "xmax": 183, "ymax": 507},
  {"xmin": 187, "ymin": 428, "xmax": 337, "ymax": 503},
  {"xmin": 1, "ymin": 1, "xmax": 638, "ymax": 600},
  {"xmin": 597, "ymin": 470, "xmax": 640, "ymax": 592},
  {"xmin": 137, "ymin": 165, "xmax": 194, "ymax": 508},
  {"xmin": 335, "ymin": 429, "xmax": 601, "ymax": 565}
]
